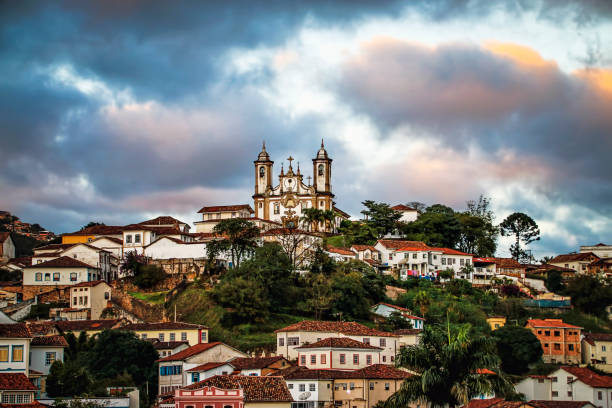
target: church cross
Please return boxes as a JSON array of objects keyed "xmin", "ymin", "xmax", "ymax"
[
  {"xmin": 287, "ymin": 156, "xmax": 294, "ymax": 167},
  {"xmin": 307, "ymin": 175, "xmax": 312, "ymax": 186}
]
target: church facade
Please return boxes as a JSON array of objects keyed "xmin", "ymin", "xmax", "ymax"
[{"xmin": 252, "ymin": 141, "xmax": 348, "ymax": 232}]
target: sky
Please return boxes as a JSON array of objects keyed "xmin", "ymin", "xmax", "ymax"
[{"xmin": 1, "ymin": 0, "xmax": 611, "ymax": 258}]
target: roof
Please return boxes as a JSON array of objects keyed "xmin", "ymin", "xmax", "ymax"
[
  {"xmin": 391, "ymin": 204, "xmax": 417, "ymax": 212},
  {"xmin": 437, "ymin": 247, "xmax": 472, "ymax": 256},
  {"xmin": 158, "ymin": 342, "xmax": 224, "ymax": 362},
  {"xmin": 63, "ymin": 225, "xmax": 125, "ymax": 236},
  {"xmin": 197, "ymin": 204, "xmax": 254, "ymax": 213},
  {"xmin": 394, "ymin": 328, "xmax": 423, "ymax": 336},
  {"xmin": 186, "ymin": 362, "xmax": 232, "ymax": 372},
  {"xmin": 7, "ymin": 256, "xmax": 32, "ymax": 267},
  {"xmin": 550, "ymin": 253, "xmax": 599, "ymax": 263},
  {"xmin": 0, "ymin": 402, "xmax": 49, "ymax": 408},
  {"xmin": 151, "ymin": 341, "xmax": 189, "ymax": 350},
  {"xmin": 536, "ymin": 264, "xmax": 577, "ymax": 273},
  {"xmin": 351, "ymin": 245, "xmax": 378, "ymax": 252},
  {"xmin": 0, "ymin": 373, "xmax": 37, "ymax": 391},
  {"xmin": 139, "ymin": 216, "xmax": 187, "ymax": 226},
  {"xmin": 0, "ymin": 323, "xmax": 31, "ymax": 338},
  {"xmin": 561, "ymin": 366, "xmax": 612, "ymax": 388},
  {"xmin": 377, "ymin": 239, "xmax": 430, "ymax": 250},
  {"xmin": 0, "ymin": 232, "xmax": 11, "ymax": 244},
  {"xmin": 333, "ymin": 206, "xmax": 351, "ymax": 218},
  {"xmin": 25, "ymin": 256, "xmax": 96, "ymax": 269},
  {"xmin": 346, "ymin": 364, "xmax": 412, "ymax": 379},
  {"xmin": 526, "ymin": 319, "xmax": 582, "ymax": 329},
  {"xmin": 25, "ymin": 322, "xmax": 58, "ymax": 336},
  {"xmin": 296, "ymin": 337, "xmax": 382, "ymax": 350},
  {"xmin": 33, "ymin": 243, "xmax": 76, "ymax": 252},
  {"xmin": 583, "ymin": 333, "xmax": 612, "ymax": 346},
  {"xmin": 92, "ymin": 236, "xmax": 123, "ymax": 245},
  {"xmin": 325, "ymin": 246, "xmax": 355, "ymax": 256},
  {"xmin": 56, "ymin": 319, "xmax": 123, "ymax": 332},
  {"xmin": 279, "ymin": 364, "xmax": 410, "ymax": 380},
  {"xmin": 275, "ymin": 320, "xmax": 396, "ymax": 337},
  {"xmin": 123, "ymin": 322, "xmax": 207, "ymax": 331},
  {"xmin": 229, "ymin": 356, "xmax": 286, "ymax": 370},
  {"xmin": 183, "ymin": 375, "xmax": 293, "ymax": 402},
  {"xmin": 30, "ymin": 335, "xmax": 68, "ymax": 347},
  {"xmin": 493, "ymin": 258, "xmax": 525, "ymax": 268},
  {"xmin": 529, "ymin": 401, "xmax": 595, "ymax": 408},
  {"xmin": 73, "ymin": 280, "xmax": 109, "ymax": 288},
  {"xmin": 466, "ymin": 399, "xmax": 505, "ymax": 408}
]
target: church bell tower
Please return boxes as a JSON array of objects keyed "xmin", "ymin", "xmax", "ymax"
[
  {"xmin": 254, "ymin": 142, "xmax": 273, "ymax": 218},
  {"xmin": 312, "ymin": 139, "xmax": 332, "ymax": 195}
]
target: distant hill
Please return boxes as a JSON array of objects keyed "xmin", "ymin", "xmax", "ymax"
[{"xmin": 0, "ymin": 211, "xmax": 58, "ymax": 257}]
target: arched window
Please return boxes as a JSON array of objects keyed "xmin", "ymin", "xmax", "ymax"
[
  {"xmin": 259, "ymin": 166, "xmax": 265, "ymax": 177},
  {"xmin": 318, "ymin": 164, "xmax": 324, "ymax": 176}
]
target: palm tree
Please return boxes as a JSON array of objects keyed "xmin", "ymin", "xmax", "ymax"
[
  {"xmin": 385, "ymin": 324, "xmax": 512, "ymax": 408},
  {"xmin": 413, "ymin": 290, "xmax": 431, "ymax": 317},
  {"xmin": 300, "ymin": 208, "xmax": 323, "ymax": 232}
]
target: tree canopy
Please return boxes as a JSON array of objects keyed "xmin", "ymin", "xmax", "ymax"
[
  {"xmin": 492, "ymin": 325, "xmax": 543, "ymax": 374},
  {"xmin": 361, "ymin": 200, "xmax": 402, "ymax": 238},
  {"xmin": 207, "ymin": 218, "xmax": 260, "ymax": 269},
  {"xmin": 499, "ymin": 212, "xmax": 540, "ymax": 262}
]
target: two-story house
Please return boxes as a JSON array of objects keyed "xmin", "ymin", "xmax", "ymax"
[
  {"xmin": 0, "ymin": 324, "xmax": 31, "ymax": 375},
  {"xmin": 228, "ymin": 356, "xmax": 290, "ymax": 376},
  {"xmin": 526, "ymin": 319, "xmax": 582, "ymax": 364},
  {"xmin": 371, "ymin": 303, "xmax": 425, "ymax": 330},
  {"xmin": 296, "ymin": 338, "xmax": 383, "ymax": 370},
  {"xmin": 583, "ymin": 333, "xmax": 612, "ymax": 373},
  {"xmin": 29, "ymin": 335, "xmax": 68, "ymax": 396},
  {"xmin": 123, "ymin": 322, "xmax": 208, "ymax": 346},
  {"xmin": 55, "ymin": 280, "xmax": 112, "ymax": 320},
  {"xmin": 22, "ymin": 257, "xmax": 100, "ymax": 300},
  {"xmin": 275, "ymin": 320, "xmax": 398, "ymax": 364},
  {"xmin": 547, "ymin": 366, "xmax": 612, "ymax": 408},
  {"xmin": 549, "ymin": 253, "xmax": 600, "ymax": 275},
  {"xmin": 194, "ymin": 205, "xmax": 255, "ymax": 234}
]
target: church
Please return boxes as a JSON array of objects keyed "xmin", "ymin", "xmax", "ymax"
[{"xmin": 253, "ymin": 141, "xmax": 349, "ymax": 232}]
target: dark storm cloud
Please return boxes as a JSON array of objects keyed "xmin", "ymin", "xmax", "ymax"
[{"xmin": 337, "ymin": 39, "xmax": 612, "ymax": 216}]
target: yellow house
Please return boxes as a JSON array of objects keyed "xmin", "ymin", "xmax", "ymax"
[
  {"xmin": 122, "ymin": 322, "xmax": 208, "ymax": 346},
  {"xmin": 61, "ymin": 225, "xmax": 125, "ymax": 244},
  {"xmin": 486, "ymin": 316, "xmax": 507, "ymax": 331}
]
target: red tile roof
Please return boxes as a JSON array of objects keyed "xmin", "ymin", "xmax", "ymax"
[
  {"xmin": 550, "ymin": 253, "xmax": 599, "ymax": 263},
  {"xmin": 73, "ymin": 280, "xmax": 109, "ymax": 288},
  {"xmin": 561, "ymin": 366, "xmax": 612, "ymax": 388},
  {"xmin": 197, "ymin": 205, "xmax": 254, "ymax": 213},
  {"xmin": 150, "ymin": 341, "xmax": 189, "ymax": 350},
  {"xmin": 229, "ymin": 356, "xmax": 287, "ymax": 370},
  {"xmin": 56, "ymin": 319, "xmax": 123, "ymax": 332},
  {"xmin": 378, "ymin": 240, "xmax": 429, "ymax": 250},
  {"xmin": 351, "ymin": 245, "xmax": 378, "ymax": 252},
  {"xmin": 325, "ymin": 246, "xmax": 355, "ymax": 256},
  {"xmin": 26, "ymin": 256, "xmax": 96, "ymax": 269},
  {"xmin": 30, "ymin": 335, "xmax": 68, "ymax": 347},
  {"xmin": 183, "ymin": 375, "xmax": 292, "ymax": 402},
  {"xmin": 437, "ymin": 247, "xmax": 472, "ymax": 256},
  {"xmin": 583, "ymin": 333, "xmax": 612, "ymax": 346},
  {"xmin": 123, "ymin": 322, "xmax": 207, "ymax": 331},
  {"xmin": 279, "ymin": 364, "xmax": 410, "ymax": 380},
  {"xmin": 493, "ymin": 258, "xmax": 525, "ymax": 269},
  {"xmin": 25, "ymin": 322, "xmax": 58, "ymax": 336},
  {"xmin": 526, "ymin": 319, "xmax": 582, "ymax": 329},
  {"xmin": 157, "ymin": 342, "xmax": 224, "ymax": 362},
  {"xmin": 63, "ymin": 225, "xmax": 125, "ymax": 236},
  {"xmin": 529, "ymin": 401, "xmax": 596, "ymax": 408},
  {"xmin": 186, "ymin": 362, "xmax": 231, "ymax": 372},
  {"xmin": 296, "ymin": 337, "xmax": 382, "ymax": 350},
  {"xmin": 394, "ymin": 329, "xmax": 423, "ymax": 335},
  {"xmin": 275, "ymin": 320, "xmax": 396, "ymax": 337},
  {"xmin": 261, "ymin": 228, "xmax": 315, "ymax": 237},
  {"xmin": 0, "ymin": 323, "xmax": 31, "ymax": 338},
  {"xmin": 466, "ymin": 399, "xmax": 505, "ymax": 408},
  {"xmin": 391, "ymin": 204, "xmax": 417, "ymax": 212},
  {"xmin": 0, "ymin": 402, "xmax": 48, "ymax": 408},
  {"xmin": 139, "ymin": 216, "xmax": 187, "ymax": 226},
  {"xmin": 346, "ymin": 364, "xmax": 412, "ymax": 379},
  {"xmin": 0, "ymin": 373, "xmax": 37, "ymax": 391}
]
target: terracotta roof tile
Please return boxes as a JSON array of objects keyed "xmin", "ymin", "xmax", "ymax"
[
  {"xmin": 526, "ymin": 319, "xmax": 582, "ymax": 329},
  {"xmin": 30, "ymin": 335, "xmax": 68, "ymax": 347},
  {"xmin": 394, "ymin": 328, "xmax": 423, "ymax": 335},
  {"xmin": 561, "ymin": 366, "xmax": 612, "ymax": 388},
  {"xmin": 25, "ymin": 322, "xmax": 58, "ymax": 336},
  {"xmin": 583, "ymin": 333, "xmax": 612, "ymax": 346},
  {"xmin": 123, "ymin": 322, "xmax": 207, "ymax": 331},
  {"xmin": 63, "ymin": 225, "xmax": 125, "ymax": 236},
  {"xmin": 391, "ymin": 205, "xmax": 417, "ymax": 212},
  {"xmin": 275, "ymin": 320, "xmax": 397, "ymax": 337},
  {"xmin": 493, "ymin": 258, "xmax": 525, "ymax": 268},
  {"xmin": 183, "ymin": 375, "xmax": 292, "ymax": 402},
  {"xmin": 351, "ymin": 245, "xmax": 378, "ymax": 252},
  {"xmin": 0, "ymin": 373, "xmax": 37, "ymax": 391},
  {"xmin": 56, "ymin": 319, "xmax": 123, "ymax": 332},
  {"xmin": 325, "ymin": 246, "xmax": 356, "ymax": 256},
  {"xmin": 346, "ymin": 364, "xmax": 412, "ymax": 379},
  {"xmin": 550, "ymin": 253, "xmax": 599, "ymax": 263},
  {"xmin": 186, "ymin": 362, "xmax": 231, "ymax": 372},
  {"xmin": 296, "ymin": 337, "xmax": 382, "ymax": 350},
  {"xmin": 197, "ymin": 205, "xmax": 254, "ymax": 213},
  {"xmin": 157, "ymin": 342, "xmax": 223, "ymax": 362},
  {"xmin": 529, "ymin": 401, "xmax": 595, "ymax": 408},
  {"xmin": 151, "ymin": 341, "xmax": 189, "ymax": 350},
  {"xmin": 73, "ymin": 280, "xmax": 109, "ymax": 288},
  {"xmin": 280, "ymin": 364, "xmax": 410, "ymax": 380},
  {"xmin": 466, "ymin": 399, "xmax": 505, "ymax": 408},
  {"xmin": 229, "ymin": 356, "xmax": 287, "ymax": 370},
  {"xmin": 139, "ymin": 216, "xmax": 187, "ymax": 226},
  {"xmin": 377, "ymin": 240, "xmax": 429, "ymax": 250},
  {"xmin": 26, "ymin": 256, "xmax": 96, "ymax": 269},
  {"xmin": 0, "ymin": 323, "xmax": 31, "ymax": 338}
]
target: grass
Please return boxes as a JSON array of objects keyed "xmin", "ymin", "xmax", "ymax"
[{"xmin": 128, "ymin": 290, "xmax": 168, "ymax": 305}]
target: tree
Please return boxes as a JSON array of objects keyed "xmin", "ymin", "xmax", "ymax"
[
  {"xmin": 500, "ymin": 284, "xmax": 521, "ymax": 298},
  {"xmin": 385, "ymin": 324, "xmax": 512, "ymax": 408},
  {"xmin": 133, "ymin": 264, "xmax": 168, "ymax": 289},
  {"xmin": 384, "ymin": 311, "xmax": 413, "ymax": 331},
  {"xmin": 492, "ymin": 325, "xmax": 543, "ymax": 375},
  {"xmin": 337, "ymin": 221, "xmax": 378, "ymax": 246},
  {"xmin": 361, "ymin": 200, "xmax": 402, "ymax": 238},
  {"xmin": 545, "ymin": 270, "xmax": 565, "ymax": 293},
  {"xmin": 120, "ymin": 250, "xmax": 147, "ymax": 277},
  {"xmin": 564, "ymin": 275, "xmax": 612, "ymax": 317},
  {"xmin": 401, "ymin": 204, "xmax": 461, "ymax": 248},
  {"xmin": 305, "ymin": 272, "xmax": 335, "ymax": 320},
  {"xmin": 213, "ymin": 276, "xmax": 270, "ymax": 323},
  {"xmin": 330, "ymin": 271, "xmax": 371, "ymax": 320},
  {"xmin": 81, "ymin": 222, "xmax": 105, "ymax": 231},
  {"xmin": 46, "ymin": 360, "xmax": 93, "ymax": 397},
  {"xmin": 270, "ymin": 228, "xmax": 315, "ymax": 270},
  {"xmin": 300, "ymin": 208, "xmax": 335, "ymax": 234},
  {"xmin": 414, "ymin": 290, "xmax": 431, "ymax": 316},
  {"xmin": 407, "ymin": 201, "xmax": 427, "ymax": 213},
  {"xmin": 207, "ymin": 218, "xmax": 260, "ymax": 269},
  {"xmin": 499, "ymin": 213, "xmax": 540, "ymax": 261},
  {"xmin": 438, "ymin": 269, "xmax": 454, "ymax": 280}
]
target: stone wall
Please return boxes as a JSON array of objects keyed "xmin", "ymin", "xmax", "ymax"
[
  {"xmin": 22, "ymin": 285, "xmax": 71, "ymax": 302},
  {"xmin": 150, "ymin": 258, "xmax": 207, "ymax": 281},
  {"xmin": 110, "ymin": 281, "xmax": 166, "ymax": 323}
]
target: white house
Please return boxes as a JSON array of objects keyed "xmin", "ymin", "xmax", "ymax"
[
  {"xmin": 194, "ymin": 205, "xmax": 255, "ymax": 234},
  {"xmin": 56, "ymin": 281, "xmax": 112, "ymax": 321},
  {"xmin": 515, "ymin": 375, "xmax": 553, "ymax": 401},
  {"xmin": 580, "ymin": 243, "xmax": 612, "ymax": 259},
  {"xmin": 184, "ymin": 362, "xmax": 235, "ymax": 386},
  {"xmin": 371, "ymin": 303, "xmax": 425, "ymax": 330},
  {"xmin": 29, "ymin": 335, "xmax": 68, "ymax": 397},
  {"xmin": 0, "ymin": 323, "xmax": 31, "ymax": 375},
  {"xmin": 89, "ymin": 237, "xmax": 123, "ymax": 259},
  {"xmin": 144, "ymin": 237, "xmax": 207, "ymax": 260},
  {"xmin": 23, "ymin": 256, "xmax": 99, "ymax": 286},
  {"xmin": 0, "ymin": 233, "xmax": 15, "ymax": 263},
  {"xmin": 324, "ymin": 246, "xmax": 356, "ymax": 262},
  {"xmin": 295, "ymin": 337, "xmax": 383, "ymax": 370},
  {"xmin": 391, "ymin": 205, "xmax": 419, "ymax": 223}
]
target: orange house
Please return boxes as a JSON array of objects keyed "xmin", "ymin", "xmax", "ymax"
[{"xmin": 526, "ymin": 319, "xmax": 582, "ymax": 364}]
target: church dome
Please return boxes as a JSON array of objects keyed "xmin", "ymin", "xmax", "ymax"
[
  {"xmin": 257, "ymin": 141, "xmax": 270, "ymax": 161},
  {"xmin": 316, "ymin": 139, "xmax": 328, "ymax": 159}
]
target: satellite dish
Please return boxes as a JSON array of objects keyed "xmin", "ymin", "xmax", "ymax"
[{"xmin": 298, "ymin": 391, "xmax": 311, "ymax": 400}]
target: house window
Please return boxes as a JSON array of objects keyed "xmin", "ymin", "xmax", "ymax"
[
  {"xmin": 45, "ymin": 352, "xmax": 56, "ymax": 366},
  {"xmin": 442, "ymin": 258, "xmax": 446, "ymax": 265},
  {"xmin": 201, "ymin": 331, "xmax": 207, "ymax": 342},
  {"xmin": 551, "ymin": 377, "xmax": 557, "ymax": 382},
  {"xmin": 126, "ymin": 235, "xmax": 132, "ymax": 244},
  {"xmin": 11, "ymin": 346, "xmax": 24, "ymax": 362},
  {"xmin": 0, "ymin": 346, "xmax": 8, "ymax": 362},
  {"xmin": 412, "ymin": 253, "xmax": 417, "ymax": 259},
  {"xmin": 598, "ymin": 391, "xmax": 603, "ymax": 400},
  {"xmin": 192, "ymin": 373, "xmax": 199, "ymax": 383},
  {"xmin": 309, "ymin": 384, "xmax": 315, "ymax": 391},
  {"xmin": 274, "ymin": 204, "xmax": 280, "ymax": 215},
  {"xmin": 73, "ymin": 297, "xmax": 77, "ymax": 306},
  {"xmin": 544, "ymin": 343, "xmax": 549, "ymax": 347},
  {"xmin": 340, "ymin": 354, "xmax": 346, "ymax": 364},
  {"xmin": 287, "ymin": 337, "xmax": 299, "ymax": 346},
  {"xmin": 321, "ymin": 354, "xmax": 326, "ymax": 364},
  {"xmin": 1, "ymin": 394, "xmax": 31, "ymax": 404},
  {"xmin": 134, "ymin": 234, "xmax": 141, "ymax": 243},
  {"xmin": 552, "ymin": 391, "xmax": 558, "ymax": 397},
  {"xmin": 70, "ymin": 273, "xmax": 77, "ymax": 282},
  {"xmin": 602, "ymin": 345, "xmax": 607, "ymax": 352},
  {"xmin": 554, "ymin": 343, "xmax": 560, "ymax": 350},
  {"xmin": 288, "ymin": 384, "xmax": 293, "ymax": 389},
  {"xmin": 382, "ymin": 355, "xmax": 386, "ymax": 362},
  {"xmin": 460, "ymin": 259, "xmax": 465, "ymax": 266},
  {"xmin": 353, "ymin": 354, "xmax": 359, "ymax": 365},
  {"xmin": 159, "ymin": 333, "xmax": 165, "ymax": 342},
  {"xmin": 538, "ymin": 330, "xmax": 542, "ymax": 334},
  {"xmin": 299, "ymin": 384, "xmax": 306, "ymax": 392},
  {"xmin": 104, "ymin": 292, "xmax": 110, "ymax": 300},
  {"xmin": 350, "ymin": 382, "xmax": 355, "ymax": 390},
  {"xmin": 370, "ymin": 382, "xmax": 374, "ymax": 390},
  {"xmin": 567, "ymin": 391, "xmax": 573, "ymax": 397},
  {"xmin": 141, "ymin": 334, "xmax": 147, "ymax": 340},
  {"xmin": 380, "ymin": 338, "xmax": 386, "ymax": 347},
  {"xmin": 300, "ymin": 355, "xmax": 306, "ymax": 365},
  {"xmin": 44, "ymin": 273, "xmax": 50, "ymax": 281},
  {"xmin": 554, "ymin": 331, "xmax": 560, "ymax": 337},
  {"xmin": 83, "ymin": 296, "xmax": 88, "ymax": 305},
  {"xmin": 545, "ymin": 331, "xmax": 550, "ymax": 336},
  {"xmin": 278, "ymin": 338, "xmax": 284, "ymax": 346},
  {"xmin": 181, "ymin": 332, "xmax": 187, "ymax": 341},
  {"xmin": 170, "ymin": 333, "xmax": 175, "ymax": 341},
  {"xmin": 35, "ymin": 273, "xmax": 42, "ymax": 281},
  {"xmin": 568, "ymin": 344, "xmax": 574, "ymax": 351},
  {"xmin": 363, "ymin": 338, "xmax": 370, "ymax": 344},
  {"xmin": 366, "ymin": 355, "xmax": 372, "ymax": 365},
  {"xmin": 385, "ymin": 383, "xmax": 390, "ymax": 391},
  {"xmin": 311, "ymin": 355, "xmax": 316, "ymax": 364},
  {"xmin": 567, "ymin": 376, "xmax": 573, "ymax": 383},
  {"xmin": 318, "ymin": 164, "xmax": 324, "ymax": 176}
]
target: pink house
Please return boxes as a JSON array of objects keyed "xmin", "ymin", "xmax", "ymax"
[{"xmin": 175, "ymin": 386, "xmax": 244, "ymax": 408}]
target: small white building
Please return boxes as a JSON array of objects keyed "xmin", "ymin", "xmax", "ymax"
[
  {"xmin": 194, "ymin": 205, "xmax": 255, "ymax": 234},
  {"xmin": 23, "ymin": 256, "xmax": 99, "ymax": 286},
  {"xmin": 580, "ymin": 243, "xmax": 612, "ymax": 259},
  {"xmin": 515, "ymin": 375, "xmax": 553, "ymax": 401},
  {"xmin": 324, "ymin": 246, "xmax": 356, "ymax": 262},
  {"xmin": 29, "ymin": 335, "xmax": 67, "ymax": 396},
  {"xmin": 144, "ymin": 237, "xmax": 207, "ymax": 260},
  {"xmin": 295, "ymin": 337, "xmax": 383, "ymax": 370},
  {"xmin": 184, "ymin": 362, "xmax": 235, "ymax": 386},
  {"xmin": 371, "ymin": 303, "xmax": 425, "ymax": 329},
  {"xmin": 0, "ymin": 323, "xmax": 31, "ymax": 375},
  {"xmin": 391, "ymin": 205, "xmax": 419, "ymax": 223}
]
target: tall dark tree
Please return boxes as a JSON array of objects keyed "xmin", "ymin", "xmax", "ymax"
[
  {"xmin": 207, "ymin": 218, "xmax": 260, "ymax": 269},
  {"xmin": 564, "ymin": 275, "xmax": 612, "ymax": 317},
  {"xmin": 407, "ymin": 201, "xmax": 427, "ymax": 213},
  {"xmin": 545, "ymin": 270, "xmax": 565, "ymax": 293},
  {"xmin": 360, "ymin": 200, "xmax": 402, "ymax": 238},
  {"xmin": 458, "ymin": 196, "xmax": 498, "ymax": 256},
  {"xmin": 402, "ymin": 204, "xmax": 461, "ymax": 248},
  {"xmin": 385, "ymin": 324, "xmax": 512, "ymax": 408},
  {"xmin": 492, "ymin": 325, "xmax": 543, "ymax": 374},
  {"xmin": 499, "ymin": 212, "xmax": 540, "ymax": 262}
]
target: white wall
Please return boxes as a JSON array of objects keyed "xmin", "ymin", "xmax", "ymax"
[
  {"xmin": 30, "ymin": 346, "xmax": 64, "ymax": 375},
  {"xmin": 23, "ymin": 266, "xmax": 95, "ymax": 285},
  {"xmin": 144, "ymin": 239, "xmax": 207, "ymax": 260},
  {"xmin": 0, "ymin": 338, "xmax": 30, "ymax": 374}
]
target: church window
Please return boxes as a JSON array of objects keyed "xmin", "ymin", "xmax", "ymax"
[
  {"xmin": 258, "ymin": 202, "xmax": 262, "ymax": 208},
  {"xmin": 274, "ymin": 204, "xmax": 280, "ymax": 214},
  {"xmin": 318, "ymin": 164, "xmax": 324, "ymax": 176},
  {"xmin": 259, "ymin": 166, "xmax": 265, "ymax": 177}
]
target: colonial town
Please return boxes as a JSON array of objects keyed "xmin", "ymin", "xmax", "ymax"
[{"xmin": 2, "ymin": 2, "xmax": 612, "ymax": 408}]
